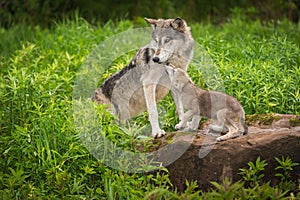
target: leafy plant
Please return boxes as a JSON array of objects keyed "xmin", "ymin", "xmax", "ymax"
[
  {"xmin": 239, "ymin": 157, "xmax": 268, "ymax": 187},
  {"xmin": 208, "ymin": 178, "xmax": 244, "ymax": 200},
  {"xmin": 275, "ymin": 156, "xmax": 299, "ymax": 191},
  {"xmin": 208, "ymin": 157, "xmax": 299, "ymax": 199}
]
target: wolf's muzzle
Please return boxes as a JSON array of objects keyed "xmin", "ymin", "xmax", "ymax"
[{"xmin": 152, "ymin": 57, "xmax": 160, "ymax": 63}]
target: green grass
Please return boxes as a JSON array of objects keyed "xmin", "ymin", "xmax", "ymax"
[{"xmin": 0, "ymin": 16, "xmax": 299, "ymax": 199}]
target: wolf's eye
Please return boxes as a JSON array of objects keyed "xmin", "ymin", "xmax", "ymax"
[{"xmin": 164, "ymin": 38, "xmax": 171, "ymax": 43}]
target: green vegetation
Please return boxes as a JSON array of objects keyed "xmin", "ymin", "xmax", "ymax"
[
  {"xmin": 1, "ymin": 0, "xmax": 299, "ymax": 27},
  {"xmin": 0, "ymin": 16, "xmax": 299, "ymax": 199}
]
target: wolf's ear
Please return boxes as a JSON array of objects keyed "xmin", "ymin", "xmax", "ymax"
[
  {"xmin": 171, "ymin": 18, "xmax": 186, "ymax": 33},
  {"xmin": 144, "ymin": 18, "xmax": 158, "ymax": 28}
]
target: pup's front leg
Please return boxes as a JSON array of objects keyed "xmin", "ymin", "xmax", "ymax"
[
  {"xmin": 171, "ymin": 90, "xmax": 184, "ymax": 121},
  {"xmin": 187, "ymin": 115, "xmax": 201, "ymax": 131},
  {"xmin": 175, "ymin": 110, "xmax": 195, "ymax": 130},
  {"xmin": 143, "ymin": 83, "xmax": 165, "ymax": 138}
]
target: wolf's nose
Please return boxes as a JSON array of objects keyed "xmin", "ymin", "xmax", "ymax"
[{"xmin": 152, "ymin": 57, "xmax": 160, "ymax": 62}]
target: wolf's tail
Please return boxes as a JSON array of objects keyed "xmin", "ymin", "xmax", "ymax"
[
  {"xmin": 241, "ymin": 117, "xmax": 248, "ymax": 135},
  {"xmin": 91, "ymin": 88, "xmax": 111, "ymax": 105}
]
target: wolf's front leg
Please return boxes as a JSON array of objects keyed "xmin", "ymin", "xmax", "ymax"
[{"xmin": 143, "ymin": 83, "xmax": 165, "ymax": 138}]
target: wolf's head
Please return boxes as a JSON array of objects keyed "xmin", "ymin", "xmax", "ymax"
[
  {"xmin": 145, "ymin": 18, "xmax": 192, "ymax": 36},
  {"xmin": 145, "ymin": 18, "xmax": 194, "ymax": 69}
]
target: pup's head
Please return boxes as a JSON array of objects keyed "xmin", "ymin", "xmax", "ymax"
[
  {"xmin": 165, "ymin": 65, "xmax": 175, "ymax": 82},
  {"xmin": 165, "ymin": 65, "xmax": 190, "ymax": 91},
  {"xmin": 144, "ymin": 18, "xmax": 193, "ymax": 65}
]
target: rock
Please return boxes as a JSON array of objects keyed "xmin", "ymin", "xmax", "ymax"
[
  {"xmin": 246, "ymin": 113, "xmax": 300, "ymax": 129},
  {"xmin": 155, "ymin": 114, "xmax": 300, "ymax": 191}
]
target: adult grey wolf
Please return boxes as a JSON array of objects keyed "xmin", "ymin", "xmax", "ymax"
[
  {"xmin": 165, "ymin": 66, "xmax": 248, "ymax": 141},
  {"xmin": 91, "ymin": 18, "xmax": 195, "ymax": 138}
]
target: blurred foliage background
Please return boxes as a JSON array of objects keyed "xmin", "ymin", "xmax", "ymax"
[{"xmin": 1, "ymin": 0, "xmax": 300, "ymax": 28}]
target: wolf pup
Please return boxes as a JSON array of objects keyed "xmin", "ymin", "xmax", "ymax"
[
  {"xmin": 92, "ymin": 18, "xmax": 194, "ymax": 138},
  {"xmin": 166, "ymin": 66, "xmax": 248, "ymax": 141}
]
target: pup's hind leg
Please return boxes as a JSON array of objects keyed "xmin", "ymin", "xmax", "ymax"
[
  {"xmin": 212, "ymin": 109, "xmax": 239, "ymax": 141},
  {"xmin": 216, "ymin": 125, "xmax": 238, "ymax": 141},
  {"xmin": 209, "ymin": 109, "xmax": 228, "ymax": 134}
]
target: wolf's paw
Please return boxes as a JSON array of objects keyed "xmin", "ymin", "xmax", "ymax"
[{"xmin": 153, "ymin": 129, "xmax": 166, "ymax": 138}]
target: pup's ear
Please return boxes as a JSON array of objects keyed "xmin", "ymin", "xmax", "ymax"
[
  {"xmin": 171, "ymin": 18, "xmax": 186, "ymax": 33},
  {"xmin": 144, "ymin": 18, "xmax": 158, "ymax": 28}
]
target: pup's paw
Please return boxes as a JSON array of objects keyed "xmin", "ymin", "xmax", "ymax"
[
  {"xmin": 153, "ymin": 129, "xmax": 166, "ymax": 138},
  {"xmin": 216, "ymin": 135, "xmax": 229, "ymax": 142},
  {"xmin": 216, "ymin": 136, "xmax": 223, "ymax": 142},
  {"xmin": 175, "ymin": 123, "xmax": 184, "ymax": 130},
  {"xmin": 186, "ymin": 122, "xmax": 192, "ymax": 127}
]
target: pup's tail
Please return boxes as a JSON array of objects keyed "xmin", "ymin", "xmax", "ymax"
[{"xmin": 241, "ymin": 117, "xmax": 248, "ymax": 135}]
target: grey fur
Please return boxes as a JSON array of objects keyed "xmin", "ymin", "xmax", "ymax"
[{"xmin": 92, "ymin": 18, "xmax": 195, "ymax": 138}]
